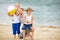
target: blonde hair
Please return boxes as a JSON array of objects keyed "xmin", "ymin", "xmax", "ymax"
[{"xmin": 15, "ymin": 3, "xmax": 20, "ymax": 7}]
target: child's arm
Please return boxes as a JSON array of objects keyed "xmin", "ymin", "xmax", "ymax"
[
  {"xmin": 31, "ymin": 16, "xmax": 34, "ymax": 27},
  {"xmin": 24, "ymin": 15, "xmax": 28, "ymax": 23},
  {"xmin": 31, "ymin": 16, "xmax": 34, "ymax": 32},
  {"xmin": 19, "ymin": 8, "xmax": 23, "ymax": 17}
]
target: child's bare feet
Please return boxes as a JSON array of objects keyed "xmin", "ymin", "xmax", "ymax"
[
  {"xmin": 26, "ymin": 36, "xmax": 31, "ymax": 40},
  {"xmin": 14, "ymin": 35, "xmax": 16, "ymax": 39},
  {"xmin": 31, "ymin": 36, "xmax": 34, "ymax": 40},
  {"xmin": 18, "ymin": 34, "xmax": 20, "ymax": 39},
  {"xmin": 23, "ymin": 37, "xmax": 25, "ymax": 40}
]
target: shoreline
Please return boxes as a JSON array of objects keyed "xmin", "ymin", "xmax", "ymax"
[{"xmin": 0, "ymin": 24, "xmax": 60, "ymax": 27}]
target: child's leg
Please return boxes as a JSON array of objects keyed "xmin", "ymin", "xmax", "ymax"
[
  {"xmin": 23, "ymin": 30, "xmax": 25, "ymax": 40},
  {"xmin": 27, "ymin": 32, "xmax": 31, "ymax": 40},
  {"xmin": 30, "ymin": 26, "xmax": 34, "ymax": 40},
  {"xmin": 30, "ymin": 28, "xmax": 34, "ymax": 40},
  {"xmin": 31, "ymin": 31, "xmax": 34, "ymax": 40},
  {"xmin": 12, "ymin": 23, "xmax": 16, "ymax": 39},
  {"xmin": 22, "ymin": 24, "xmax": 27, "ymax": 40},
  {"xmin": 16, "ymin": 23, "xmax": 21, "ymax": 38}
]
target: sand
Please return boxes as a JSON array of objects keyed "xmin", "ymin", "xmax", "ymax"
[{"xmin": 0, "ymin": 24, "xmax": 60, "ymax": 40}]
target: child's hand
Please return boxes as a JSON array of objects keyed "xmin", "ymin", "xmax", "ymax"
[
  {"xmin": 26, "ymin": 21, "xmax": 28, "ymax": 23},
  {"xmin": 27, "ymin": 21, "xmax": 31, "ymax": 23},
  {"xmin": 30, "ymin": 27, "xmax": 34, "ymax": 32},
  {"xmin": 26, "ymin": 21, "xmax": 31, "ymax": 25}
]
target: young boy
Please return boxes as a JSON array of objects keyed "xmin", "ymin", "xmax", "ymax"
[
  {"xmin": 22, "ymin": 7, "xmax": 34, "ymax": 40},
  {"xmin": 8, "ymin": 4, "xmax": 23, "ymax": 39}
]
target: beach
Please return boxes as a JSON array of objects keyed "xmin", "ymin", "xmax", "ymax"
[
  {"xmin": 0, "ymin": 24, "xmax": 60, "ymax": 40},
  {"xmin": 0, "ymin": 0, "xmax": 60, "ymax": 40}
]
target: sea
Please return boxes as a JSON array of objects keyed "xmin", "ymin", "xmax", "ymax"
[{"xmin": 0, "ymin": 0, "xmax": 60, "ymax": 26}]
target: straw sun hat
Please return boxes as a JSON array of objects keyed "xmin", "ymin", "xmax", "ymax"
[{"xmin": 25, "ymin": 7, "xmax": 34, "ymax": 12}]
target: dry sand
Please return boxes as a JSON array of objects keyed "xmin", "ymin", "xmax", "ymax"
[{"xmin": 0, "ymin": 24, "xmax": 60, "ymax": 40}]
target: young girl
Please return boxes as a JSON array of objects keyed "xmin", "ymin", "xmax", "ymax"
[
  {"xmin": 22, "ymin": 7, "xmax": 34, "ymax": 40},
  {"xmin": 8, "ymin": 4, "xmax": 23, "ymax": 39}
]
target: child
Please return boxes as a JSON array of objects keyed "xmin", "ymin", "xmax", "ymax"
[
  {"xmin": 8, "ymin": 4, "xmax": 22, "ymax": 39},
  {"xmin": 19, "ymin": 8, "xmax": 24, "ymax": 39},
  {"xmin": 22, "ymin": 7, "xmax": 34, "ymax": 40}
]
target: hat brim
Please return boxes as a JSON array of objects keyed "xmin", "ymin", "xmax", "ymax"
[{"xmin": 25, "ymin": 10, "xmax": 34, "ymax": 12}]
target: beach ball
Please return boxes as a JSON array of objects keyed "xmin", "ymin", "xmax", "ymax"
[{"xmin": 6, "ymin": 6, "xmax": 16, "ymax": 15}]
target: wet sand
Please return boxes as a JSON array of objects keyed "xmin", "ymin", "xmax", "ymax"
[{"xmin": 0, "ymin": 24, "xmax": 60, "ymax": 40}]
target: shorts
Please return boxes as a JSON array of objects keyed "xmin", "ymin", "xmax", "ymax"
[
  {"xmin": 12, "ymin": 23, "xmax": 21, "ymax": 35},
  {"xmin": 22, "ymin": 24, "xmax": 32, "ymax": 31}
]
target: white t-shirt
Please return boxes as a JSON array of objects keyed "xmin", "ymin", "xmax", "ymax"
[
  {"xmin": 12, "ymin": 14, "xmax": 21, "ymax": 23},
  {"xmin": 24, "ymin": 14, "xmax": 32, "ymax": 24}
]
